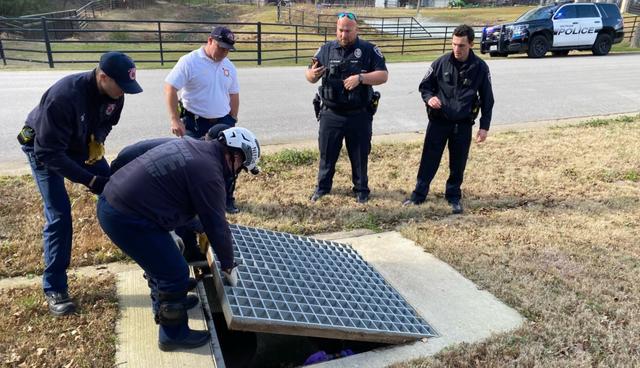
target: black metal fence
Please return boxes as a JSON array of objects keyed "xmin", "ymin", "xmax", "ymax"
[{"xmin": 0, "ymin": 14, "xmax": 637, "ymax": 68}]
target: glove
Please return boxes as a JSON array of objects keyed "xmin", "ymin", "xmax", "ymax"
[
  {"xmin": 85, "ymin": 134, "xmax": 105, "ymax": 165},
  {"xmin": 222, "ymin": 266, "xmax": 238, "ymax": 287},
  {"xmin": 197, "ymin": 232, "xmax": 209, "ymax": 255},
  {"xmin": 170, "ymin": 231, "xmax": 185, "ymax": 254},
  {"xmin": 88, "ymin": 175, "xmax": 109, "ymax": 195}
]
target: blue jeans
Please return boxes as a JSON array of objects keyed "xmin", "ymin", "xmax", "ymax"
[
  {"xmin": 97, "ymin": 196, "xmax": 189, "ymax": 312},
  {"xmin": 22, "ymin": 144, "xmax": 109, "ymax": 293}
]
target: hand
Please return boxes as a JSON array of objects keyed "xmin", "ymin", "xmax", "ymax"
[
  {"xmin": 222, "ymin": 266, "xmax": 238, "ymax": 287},
  {"xmin": 427, "ymin": 97, "xmax": 442, "ymax": 109},
  {"xmin": 88, "ymin": 175, "xmax": 109, "ymax": 195},
  {"xmin": 343, "ymin": 74, "xmax": 361, "ymax": 91},
  {"xmin": 170, "ymin": 117, "xmax": 186, "ymax": 137},
  {"xmin": 85, "ymin": 134, "xmax": 105, "ymax": 165},
  {"xmin": 476, "ymin": 129, "xmax": 488, "ymax": 143},
  {"xmin": 308, "ymin": 60, "xmax": 325, "ymax": 82}
]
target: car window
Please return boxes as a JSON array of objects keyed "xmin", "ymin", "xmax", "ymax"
[
  {"xmin": 516, "ymin": 6, "xmax": 556, "ymax": 22},
  {"xmin": 577, "ymin": 5, "xmax": 599, "ymax": 18},
  {"xmin": 597, "ymin": 4, "xmax": 621, "ymax": 18},
  {"xmin": 554, "ymin": 5, "xmax": 577, "ymax": 20}
]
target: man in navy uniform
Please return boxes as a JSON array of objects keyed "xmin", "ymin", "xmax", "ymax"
[
  {"xmin": 18, "ymin": 51, "xmax": 142, "ymax": 316},
  {"xmin": 97, "ymin": 127, "xmax": 260, "ymax": 351},
  {"xmin": 305, "ymin": 12, "xmax": 388, "ymax": 204},
  {"xmin": 403, "ymin": 24, "xmax": 494, "ymax": 214}
]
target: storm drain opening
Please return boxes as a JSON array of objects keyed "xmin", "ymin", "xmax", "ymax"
[{"xmin": 200, "ymin": 225, "xmax": 438, "ymax": 367}]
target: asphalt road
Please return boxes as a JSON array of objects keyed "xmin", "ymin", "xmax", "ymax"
[{"xmin": 1, "ymin": 53, "xmax": 639, "ymax": 172}]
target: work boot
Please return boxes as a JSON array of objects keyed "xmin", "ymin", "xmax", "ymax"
[
  {"xmin": 158, "ymin": 324, "xmax": 210, "ymax": 352},
  {"xmin": 187, "ymin": 277, "xmax": 198, "ymax": 292},
  {"xmin": 356, "ymin": 192, "xmax": 369, "ymax": 204},
  {"xmin": 45, "ymin": 291, "xmax": 76, "ymax": 316},
  {"xmin": 310, "ymin": 191, "xmax": 325, "ymax": 202},
  {"xmin": 449, "ymin": 200, "xmax": 463, "ymax": 214},
  {"xmin": 226, "ymin": 199, "xmax": 239, "ymax": 214},
  {"xmin": 185, "ymin": 294, "xmax": 199, "ymax": 310},
  {"xmin": 157, "ymin": 291, "xmax": 210, "ymax": 351}
]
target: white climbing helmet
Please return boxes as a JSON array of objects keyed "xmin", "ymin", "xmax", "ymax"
[{"xmin": 219, "ymin": 127, "xmax": 261, "ymax": 174}]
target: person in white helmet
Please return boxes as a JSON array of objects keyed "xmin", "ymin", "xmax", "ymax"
[{"xmin": 96, "ymin": 127, "xmax": 260, "ymax": 351}]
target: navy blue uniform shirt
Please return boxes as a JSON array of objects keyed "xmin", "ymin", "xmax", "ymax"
[
  {"xmin": 314, "ymin": 38, "xmax": 387, "ymax": 109},
  {"xmin": 25, "ymin": 70, "xmax": 124, "ymax": 186},
  {"xmin": 419, "ymin": 50, "xmax": 494, "ymax": 130},
  {"xmin": 103, "ymin": 138, "xmax": 234, "ymax": 269}
]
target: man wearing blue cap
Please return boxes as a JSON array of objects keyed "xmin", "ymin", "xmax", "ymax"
[
  {"xmin": 17, "ymin": 51, "xmax": 143, "ymax": 316},
  {"xmin": 164, "ymin": 26, "xmax": 241, "ymax": 214}
]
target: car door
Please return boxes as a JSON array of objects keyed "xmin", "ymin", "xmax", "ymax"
[
  {"xmin": 552, "ymin": 4, "xmax": 578, "ymax": 47},
  {"xmin": 575, "ymin": 4, "xmax": 602, "ymax": 46}
]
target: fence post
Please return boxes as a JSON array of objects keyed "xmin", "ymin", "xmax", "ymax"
[
  {"xmin": 396, "ymin": 17, "xmax": 400, "ymax": 36},
  {"xmin": 0, "ymin": 38, "xmax": 6, "ymax": 66},
  {"xmin": 257, "ymin": 22, "xmax": 262, "ymax": 65},
  {"xmin": 381, "ymin": 18, "xmax": 384, "ymax": 36},
  {"xmin": 317, "ymin": 14, "xmax": 320, "ymax": 30},
  {"xmin": 301, "ymin": 11, "xmax": 304, "ymax": 26},
  {"xmin": 277, "ymin": 3, "xmax": 280, "ymax": 22},
  {"xmin": 157, "ymin": 21, "xmax": 164, "ymax": 66},
  {"xmin": 401, "ymin": 27, "xmax": 406, "ymax": 55},
  {"xmin": 295, "ymin": 25, "xmax": 299, "ymax": 64},
  {"xmin": 41, "ymin": 18, "xmax": 54, "ymax": 68},
  {"xmin": 442, "ymin": 26, "xmax": 448, "ymax": 54},
  {"xmin": 630, "ymin": 16, "xmax": 638, "ymax": 43}
]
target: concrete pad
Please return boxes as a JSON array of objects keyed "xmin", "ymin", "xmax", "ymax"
[
  {"xmin": 317, "ymin": 231, "xmax": 525, "ymax": 368},
  {"xmin": 114, "ymin": 269, "xmax": 216, "ymax": 367}
]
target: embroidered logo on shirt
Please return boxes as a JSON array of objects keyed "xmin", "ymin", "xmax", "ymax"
[
  {"xmin": 374, "ymin": 46, "xmax": 383, "ymax": 58},
  {"xmin": 223, "ymin": 68, "xmax": 230, "ymax": 77},
  {"xmin": 354, "ymin": 48, "xmax": 362, "ymax": 58},
  {"xmin": 105, "ymin": 103, "xmax": 116, "ymax": 116}
]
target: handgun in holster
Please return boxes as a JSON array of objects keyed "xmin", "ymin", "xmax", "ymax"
[
  {"xmin": 177, "ymin": 100, "xmax": 187, "ymax": 119},
  {"xmin": 17, "ymin": 126, "xmax": 35, "ymax": 145},
  {"xmin": 312, "ymin": 93, "xmax": 322, "ymax": 121},
  {"xmin": 369, "ymin": 91, "xmax": 381, "ymax": 116}
]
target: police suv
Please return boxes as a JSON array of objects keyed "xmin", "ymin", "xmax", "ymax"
[{"xmin": 480, "ymin": 2, "xmax": 624, "ymax": 58}]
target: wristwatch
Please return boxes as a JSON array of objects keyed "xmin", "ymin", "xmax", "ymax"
[{"xmin": 358, "ymin": 74, "xmax": 364, "ymax": 84}]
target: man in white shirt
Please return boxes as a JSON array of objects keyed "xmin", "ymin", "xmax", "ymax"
[{"xmin": 164, "ymin": 26, "xmax": 241, "ymax": 214}]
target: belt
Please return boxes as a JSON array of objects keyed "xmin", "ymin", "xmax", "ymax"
[
  {"xmin": 184, "ymin": 109, "xmax": 219, "ymax": 123},
  {"xmin": 324, "ymin": 105, "xmax": 367, "ymax": 115}
]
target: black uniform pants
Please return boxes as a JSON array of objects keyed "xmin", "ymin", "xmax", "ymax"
[
  {"xmin": 316, "ymin": 108, "xmax": 372, "ymax": 195},
  {"xmin": 411, "ymin": 120, "xmax": 472, "ymax": 203}
]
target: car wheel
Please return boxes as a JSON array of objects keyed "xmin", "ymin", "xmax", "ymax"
[
  {"xmin": 552, "ymin": 50, "xmax": 569, "ymax": 57},
  {"xmin": 592, "ymin": 33, "xmax": 612, "ymax": 56},
  {"xmin": 527, "ymin": 34, "xmax": 549, "ymax": 58}
]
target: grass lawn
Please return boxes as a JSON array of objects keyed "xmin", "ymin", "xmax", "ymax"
[{"xmin": 0, "ymin": 114, "xmax": 639, "ymax": 366}]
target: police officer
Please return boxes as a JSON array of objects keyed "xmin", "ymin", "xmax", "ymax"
[
  {"xmin": 18, "ymin": 52, "xmax": 142, "ymax": 316},
  {"xmin": 97, "ymin": 127, "xmax": 260, "ymax": 351},
  {"xmin": 403, "ymin": 24, "xmax": 494, "ymax": 214},
  {"xmin": 305, "ymin": 12, "xmax": 388, "ymax": 203},
  {"xmin": 164, "ymin": 26, "xmax": 240, "ymax": 214}
]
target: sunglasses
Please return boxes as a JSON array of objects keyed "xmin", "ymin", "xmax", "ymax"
[{"xmin": 337, "ymin": 12, "xmax": 357, "ymax": 21}]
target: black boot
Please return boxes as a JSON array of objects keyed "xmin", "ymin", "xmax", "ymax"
[
  {"xmin": 45, "ymin": 291, "xmax": 76, "ymax": 316},
  {"xmin": 156, "ymin": 291, "xmax": 210, "ymax": 351}
]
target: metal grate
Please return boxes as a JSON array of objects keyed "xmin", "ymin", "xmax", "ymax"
[{"xmin": 207, "ymin": 225, "xmax": 437, "ymax": 344}]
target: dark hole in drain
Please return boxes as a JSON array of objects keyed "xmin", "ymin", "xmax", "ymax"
[{"xmin": 204, "ymin": 277, "xmax": 390, "ymax": 368}]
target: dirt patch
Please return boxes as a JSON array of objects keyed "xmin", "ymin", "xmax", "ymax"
[{"xmin": 0, "ymin": 274, "xmax": 118, "ymax": 367}]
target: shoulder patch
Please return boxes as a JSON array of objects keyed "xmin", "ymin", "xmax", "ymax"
[
  {"xmin": 373, "ymin": 46, "xmax": 383, "ymax": 58},
  {"xmin": 424, "ymin": 66, "xmax": 433, "ymax": 80}
]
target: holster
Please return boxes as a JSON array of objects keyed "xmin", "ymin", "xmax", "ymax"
[
  {"xmin": 369, "ymin": 91, "xmax": 381, "ymax": 116},
  {"xmin": 17, "ymin": 126, "xmax": 35, "ymax": 146},
  {"xmin": 312, "ymin": 93, "xmax": 322, "ymax": 121}
]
